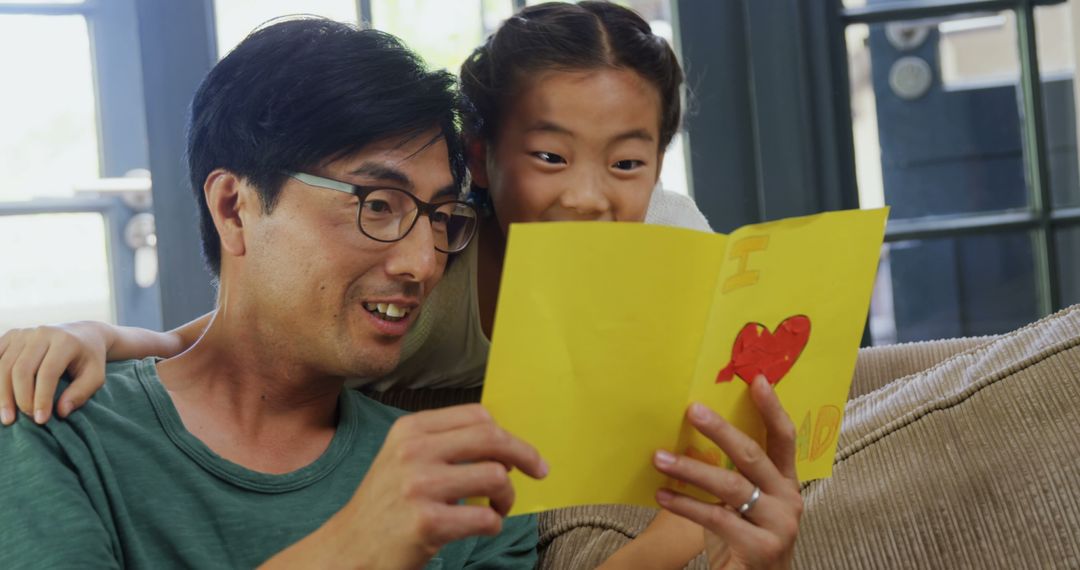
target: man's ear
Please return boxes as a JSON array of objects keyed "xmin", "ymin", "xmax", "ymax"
[
  {"xmin": 203, "ymin": 170, "xmax": 251, "ymax": 259},
  {"xmin": 466, "ymin": 137, "xmax": 491, "ymax": 189}
]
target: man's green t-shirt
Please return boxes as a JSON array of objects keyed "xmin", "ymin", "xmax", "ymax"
[{"xmin": 0, "ymin": 358, "xmax": 537, "ymax": 569}]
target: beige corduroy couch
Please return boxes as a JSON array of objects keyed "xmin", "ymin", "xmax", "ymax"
[{"xmin": 372, "ymin": 304, "xmax": 1080, "ymax": 569}]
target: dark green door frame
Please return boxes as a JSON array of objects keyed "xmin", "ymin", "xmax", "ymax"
[{"xmin": 674, "ymin": 0, "xmax": 859, "ymax": 234}]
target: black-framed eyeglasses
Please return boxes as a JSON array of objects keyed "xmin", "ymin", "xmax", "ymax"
[{"xmin": 285, "ymin": 171, "xmax": 478, "ymax": 254}]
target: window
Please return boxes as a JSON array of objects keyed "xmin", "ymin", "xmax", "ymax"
[
  {"xmin": 842, "ymin": 0, "xmax": 1078, "ymax": 344},
  {"xmin": 213, "ymin": 0, "xmax": 359, "ymax": 58},
  {"xmin": 0, "ymin": 15, "xmax": 99, "ymax": 200},
  {"xmin": 369, "ymin": 0, "xmax": 493, "ymax": 73},
  {"xmin": 0, "ymin": 215, "xmax": 112, "ymax": 327},
  {"xmin": 0, "ymin": 1, "xmax": 159, "ymax": 330}
]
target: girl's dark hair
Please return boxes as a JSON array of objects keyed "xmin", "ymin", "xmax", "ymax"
[
  {"xmin": 460, "ymin": 1, "xmax": 683, "ymax": 150},
  {"xmin": 187, "ymin": 17, "xmax": 465, "ymax": 275}
]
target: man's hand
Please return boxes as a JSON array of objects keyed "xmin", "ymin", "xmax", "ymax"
[{"xmin": 263, "ymin": 403, "xmax": 548, "ymax": 569}]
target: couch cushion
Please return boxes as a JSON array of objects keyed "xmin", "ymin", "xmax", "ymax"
[
  {"xmin": 849, "ymin": 335, "xmax": 996, "ymax": 399},
  {"xmin": 794, "ymin": 305, "xmax": 1080, "ymax": 569}
]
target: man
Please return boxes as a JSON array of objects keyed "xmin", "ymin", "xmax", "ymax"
[{"xmin": 0, "ymin": 18, "xmax": 546, "ymax": 569}]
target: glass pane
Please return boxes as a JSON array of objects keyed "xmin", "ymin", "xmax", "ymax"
[
  {"xmin": 0, "ymin": 0, "xmax": 83, "ymax": 3},
  {"xmin": 0, "ymin": 15, "xmax": 99, "ymax": 201},
  {"xmin": 869, "ymin": 231, "xmax": 1041, "ymax": 345},
  {"xmin": 616, "ymin": 0, "xmax": 674, "ymax": 35},
  {"xmin": 1035, "ymin": 4, "xmax": 1079, "ymax": 209},
  {"xmin": 481, "ymin": 0, "xmax": 513, "ymax": 37},
  {"xmin": 213, "ymin": 0, "xmax": 359, "ymax": 59},
  {"xmin": 371, "ymin": 0, "xmax": 484, "ymax": 74},
  {"xmin": 937, "ymin": 4, "xmax": 1078, "ymax": 209},
  {"xmin": 1056, "ymin": 225, "xmax": 1080, "ymax": 309},
  {"xmin": 0, "ymin": 214, "xmax": 113, "ymax": 329},
  {"xmin": 848, "ymin": 12, "xmax": 1038, "ymax": 219},
  {"xmin": 936, "ymin": 8, "xmax": 1071, "ymax": 86}
]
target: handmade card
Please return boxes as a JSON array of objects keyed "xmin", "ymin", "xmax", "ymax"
[{"xmin": 480, "ymin": 208, "xmax": 889, "ymax": 515}]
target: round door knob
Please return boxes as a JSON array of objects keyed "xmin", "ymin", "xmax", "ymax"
[{"xmin": 889, "ymin": 56, "xmax": 934, "ymax": 100}]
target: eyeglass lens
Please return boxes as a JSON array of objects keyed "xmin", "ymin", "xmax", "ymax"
[{"xmin": 358, "ymin": 189, "xmax": 477, "ymax": 252}]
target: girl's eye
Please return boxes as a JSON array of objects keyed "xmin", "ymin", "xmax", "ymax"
[
  {"xmin": 533, "ymin": 151, "xmax": 567, "ymax": 165},
  {"xmin": 613, "ymin": 160, "xmax": 645, "ymax": 171}
]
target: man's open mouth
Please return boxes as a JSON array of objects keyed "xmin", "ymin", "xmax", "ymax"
[{"xmin": 363, "ymin": 302, "xmax": 412, "ymax": 322}]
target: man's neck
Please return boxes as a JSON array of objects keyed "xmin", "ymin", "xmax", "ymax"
[{"xmin": 155, "ymin": 309, "xmax": 343, "ymax": 475}]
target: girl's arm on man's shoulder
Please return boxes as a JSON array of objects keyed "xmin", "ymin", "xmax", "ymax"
[{"xmin": 0, "ymin": 311, "xmax": 213, "ymax": 425}]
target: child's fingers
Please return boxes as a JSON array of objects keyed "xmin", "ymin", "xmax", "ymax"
[
  {"xmin": 55, "ymin": 359, "xmax": 105, "ymax": 418},
  {"xmin": 11, "ymin": 341, "xmax": 49, "ymax": 421},
  {"xmin": 748, "ymin": 375, "xmax": 799, "ymax": 482},
  {"xmin": 33, "ymin": 342, "xmax": 80, "ymax": 421},
  {"xmin": 0, "ymin": 381, "xmax": 12, "ymax": 425},
  {"xmin": 0, "ymin": 338, "xmax": 16, "ymax": 426}
]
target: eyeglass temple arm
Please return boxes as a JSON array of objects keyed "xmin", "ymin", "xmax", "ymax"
[{"xmin": 287, "ymin": 172, "xmax": 357, "ymax": 196}]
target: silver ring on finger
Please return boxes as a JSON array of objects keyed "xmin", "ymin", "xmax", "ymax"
[{"xmin": 737, "ymin": 486, "xmax": 761, "ymax": 517}]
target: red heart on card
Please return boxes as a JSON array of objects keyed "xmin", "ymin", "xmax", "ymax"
[{"xmin": 716, "ymin": 315, "xmax": 811, "ymax": 386}]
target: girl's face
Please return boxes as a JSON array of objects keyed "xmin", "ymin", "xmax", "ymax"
[{"xmin": 474, "ymin": 67, "xmax": 664, "ymax": 235}]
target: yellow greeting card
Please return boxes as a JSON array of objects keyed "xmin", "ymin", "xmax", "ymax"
[{"xmin": 480, "ymin": 208, "xmax": 888, "ymax": 515}]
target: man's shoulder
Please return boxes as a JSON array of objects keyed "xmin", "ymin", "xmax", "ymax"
[
  {"xmin": 56, "ymin": 357, "xmax": 153, "ymax": 412},
  {"xmin": 29, "ymin": 357, "xmax": 159, "ymax": 441},
  {"xmin": 102, "ymin": 357, "xmax": 150, "ymax": 387},
  {"xmin": 0, "ymin": 358, "xmax": 154, "ymax": 467}
]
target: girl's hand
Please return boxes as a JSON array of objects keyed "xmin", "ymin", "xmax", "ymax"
[
  {"xmin": 0, "ymin": 322, "xmax": 110, "ymax": 426},
  {"xmin": 653, "ymin": 376, "xmax": 803, "ymax": 570}
]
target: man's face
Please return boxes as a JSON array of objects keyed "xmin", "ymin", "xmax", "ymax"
[{"xmin": 237, "ymin": 133, "xmax": 457, "ymax": 378}]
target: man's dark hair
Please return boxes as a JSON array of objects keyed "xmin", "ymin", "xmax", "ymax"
[
  {"xmin": 187, "ymin": 17, "xmax": 466, "ymax": 275},
  {"xmin": 460, "ymin": 1, "xmax": 683, "ymax": 149}
]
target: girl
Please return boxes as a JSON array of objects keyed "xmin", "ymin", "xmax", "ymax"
[{"xmin": 0, "ymin": 3, "xmax": 802, "ymax": 568}]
